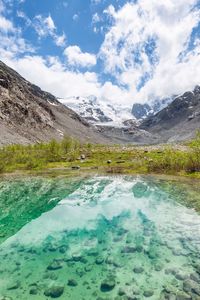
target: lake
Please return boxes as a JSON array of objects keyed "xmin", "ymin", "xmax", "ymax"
[{"xmin": 0, "ymin": 174, "xmax": 200, "ymax": 299}]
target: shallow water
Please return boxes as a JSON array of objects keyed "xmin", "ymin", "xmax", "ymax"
[{"xmin": 0, "ymin": 175, "xmax": 200, "ymax": 300}]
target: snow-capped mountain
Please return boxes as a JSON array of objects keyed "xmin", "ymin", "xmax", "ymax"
[
  {"xmin": 132, "ymin": 97, "xmax": 172, "ymax": 120},
  {"xmin": 60, "ymin": 95, "xmax": 133, "ymax": 127}
]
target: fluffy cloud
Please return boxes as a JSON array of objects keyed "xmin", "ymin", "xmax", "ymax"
[
  {"xmin": 0, "ymin": 0, "xmax": 200, "ymax": 108},
  {"xmin": 100, "ymin": 0, "xmax": 200, "ymax": 103},
  {"xmin": 64, "ymin": 45, "xmax": 97, "ymax": 68},
  {"xmin": 0, "ymin": 3, "xmax": 34, "ymax": 61},
  {"xmin": 3, "ymin": 54, "xmax": 130, "ymax": 104},
  {"xmin": 33, "ymin": 14, "xmax": 66, "ymax": 47}
]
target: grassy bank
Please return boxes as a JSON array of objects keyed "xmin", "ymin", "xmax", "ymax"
[{"xmin": 0, "ymin": 134, "xmax": 200, "ymax": 177}]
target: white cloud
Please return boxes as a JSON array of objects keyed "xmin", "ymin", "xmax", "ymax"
[
  {"xmin": 34, "ymin": 14, "xmax": 55, "ymax": 37},
  {"xmin": 33, "ymin": 14, "xmax": 66, "ymax": 47},
  {"xmin": 54, "ymin": 33, "xmax": 66, "ymax": 47},
  {"xmin": 2, "ymin": 53, "xmax": 132, "ymax": 106},
  {"xmin": 72, "ymin": 14, "xmax": 79, "ymax": 21},
  {"xmin": 0, "ymin": 15, "xmax": 14, "ymax": 32},
  {"xmin": 91, "ymin": 0, "xmax": 101, "ymax": 5},
  {"xmin": 92, "ymin": 12, "xmax": 101, "ymax": 24},
  {"xmin": 0, "ymin": 0, "xmax": 200, "ymax": 109},
  {"xmin": 100, "ymin": 0, "xmax": 200, "ymax": 103},
  {"xmin": 64, "ymin": 45, "xmax": 97, "ymax": 68}
]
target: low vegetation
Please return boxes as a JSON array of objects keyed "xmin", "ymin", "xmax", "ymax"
[{"xmin": 0, "ymin": 133, "xmax": 200, "ymax": 178}]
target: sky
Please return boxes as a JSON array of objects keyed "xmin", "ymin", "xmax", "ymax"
[{"xmin": 0, "ymin": 0, "xmax": 200, "ymax": 107}]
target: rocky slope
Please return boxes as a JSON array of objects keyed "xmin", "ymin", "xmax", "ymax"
[
  {"xmin": 0, "ymin": 61, "xmax": 110, "ymax": 146},
  {"xmin": 140, "ymin": 86, "xmax": 200, "ymax": 142}
]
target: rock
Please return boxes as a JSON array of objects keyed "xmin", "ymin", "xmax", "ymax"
[
  {"xmin": 118, "ymin": 288, "xmax": 126, "ymax": 296},
  {"xmin": 190, "ymin": 272, "xmax": 200, "ymax": 283},
  {"xmin": 107, "ymin": 160, "xmax": 112, "ymax": 164},
  {"xmin": 176, "ymin": 291, "xmax": 192, "ymax": 300},
  {"xmin": 46, "ymin": 243, "xmax": 57, "ymax": 252},
  {"xmin": 116, "ymin": 160, "xmax": 125, "ymax": 164},
  {"xmin": 154, "ymin": 263, "xmax": 163, "ymax": 272},
  {"xmin": 100, "ymin": 277, "xmax": 116, "ymax": 292},
  {"xmin": 121, "ymin": 246, "xmax": 136, "ymax": 253},
  {"xmin": 59, "ymin": 245, "xmax": 68, "ymax": 254},
  {"xmin": 172, "ymin": 249, "xmax": 182, "ymax": 256},
  {"xmin": 133, "ymin": 267, "xmax": 144, "ymax": 274},
  {"xmin": 67, "ymin": 279, "xmax": 78, "ymax": 287},
  {"xmin": 132, "ymin": 182, "xmax": 148, "ymax": 198},
  {"xmin": 84, "ymin": 264, "xmax": 92, "ymax": 272},
  {"xmin": 87, "ymin": 249, "xmax": 99, "ymax": 257},
  {"xmin": 182, "ymin": 279, "xmax": 200, "ymax": 295},
  {"xmin": 175, "ymin": 273, "xmax": 188, "ymax": 281},
  {"xmin": 47, "ymin": 260, "xmax": 63, "ymax": 271},
  {"xmin": 95, "ymin": 256, "xmax": 104, "ymax": 265},
  {"xmin": 7, "ymin": 281, "xmax": 20, "ymax": 290},
  {"xmin": 80, "ymin": 154, "xmax": 86, "ymax": 160},
  {"xmin": 72, "ymin": 254, "xmax": 83, "ymax": 262},
  {"xmin": 148, "ymin": 250, "xmax": 157, "ymax": 259},
  {"xmin": 43, "ymin": 272, "xmax": 58, "ymax": 280},
  {"xmin": 76, "ymin": 267, "xmax": 85, "ymax": 277},
  {"xmin": 71, "ymin": 166, "xmax": 80, "ymax": 170},
  {"xmin": 44, "ymin": 286, "xmax": 64, "ymax": 298},
  {"xmin": 143, "ymin": 290, "xmax": 154, "ymax": 297},
  {"xmin": 29, "ymin": 287, "xmax": 38, "ymax": 295}
]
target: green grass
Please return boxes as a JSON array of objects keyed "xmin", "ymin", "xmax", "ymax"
[{"xmin": 0, "ymin": 134, "xmax": 200, "ymax": 178}]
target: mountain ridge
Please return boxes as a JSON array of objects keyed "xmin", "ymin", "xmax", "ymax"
[
  {"xmin": 140, "ymin": 86, "xmax": 200, "ymax": 142},
  {"xmin": 0, "ymin": 60, "xmax": 110, "ymax": 145}
]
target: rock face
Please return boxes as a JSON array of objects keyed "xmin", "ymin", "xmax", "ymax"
[
  {"xmin": 0, "ymin": 60, "xmax": 109, "ymax": 145},
  {"xmin": 132, "ymin": 97, "xmax": 171, "ymax": 120},
  {"xmin": 140, "ymin": 86, "xmax": 200, "ymax": 142},
  {"xmin": 132, "ymin": 103, "xmax": 152, "ymax": 119}
]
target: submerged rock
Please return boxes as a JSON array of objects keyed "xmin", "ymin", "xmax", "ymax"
[
  {"xmin": 59, "ymin": 245, "xmax": 68, "ymax": 254},
  {"xmin": 67, "ymin": 279, "xmax": 78, "ymax": 287},
  {"xmin": 121, "ymin": 246, "xmax": 136, "ymax": 253},
  {"xmin": 29, "ymin": 287, "xmax": 38, "ymax": 295},
  {"xmin": 7, "ymin": 281, "xmax": 20, "ymax": 290},
  {"xmin": 76, "ymin": 267, "xmax": 85, "ymax": 277},
  {"xmin": 95, "ymin": 256, "xmax": 105, "ymax": 265},
  {"xmin": 47, "ymin": 260, "xmax": 63, "ymax": 271},
  {"xmin": 118, "ymin": 288, "xmax": 126, "ymax": 296},
  {"xmin": 143, "ymin": 290, "xmax": 154, "ymax": 297},
  {"xmin": 133, "ymin": 267, "xmax": 144, "ymax": 274},
  {"xmin": 84, "ymin": 264, "xmax": 93, "ymax": 272},
  {"xmin": 132, "ymin": 182, "xmax": 148, "ymax": 198},
  {"xmin": 176, "ymin": 291, "xmax": 192, "ymax": 300},
  {"xmin": 190, "ymin": 272, "xmax": 200, "ymax": 283},
  {"xmin": 100, "ymin": 277, "xmax": 116, "ymax": 292},
  {"xmin": 44, "ymin": 286, "xmax": 64, "ymax": 298},
  {"xmin": 175, "ymin": 273, "xmax": 188, "ymax": 281}
]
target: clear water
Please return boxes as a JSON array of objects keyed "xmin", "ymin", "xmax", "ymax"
[{"xmin": 0, "ymin": 175, "xmax": 200, "ymax": 300}]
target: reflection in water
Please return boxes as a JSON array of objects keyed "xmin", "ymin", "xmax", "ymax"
[{"xmin": 0, "ymin": 175, "xmax": 200, "ymax": 299}]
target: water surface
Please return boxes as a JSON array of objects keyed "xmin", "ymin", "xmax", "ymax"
[{"xmin": 0, "ymin": 175, "xmax": 200, "ymax": 300}]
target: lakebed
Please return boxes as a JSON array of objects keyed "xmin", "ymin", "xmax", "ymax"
[{"xmin": 0, "ymin": 174, "xmax": 200, "ymax": 299}]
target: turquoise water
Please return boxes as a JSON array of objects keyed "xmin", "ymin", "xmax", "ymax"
[{"xmin": 0, "ymin": 175, "xmax": 200, "ymax": 299}]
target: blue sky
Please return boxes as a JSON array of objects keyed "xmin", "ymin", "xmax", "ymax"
[{"xmin": 0, "ymin": 0, "xmax": 200, "ymax": 106}]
